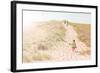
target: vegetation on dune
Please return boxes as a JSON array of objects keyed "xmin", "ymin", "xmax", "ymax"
[
  {"xmin": 35, "ymin": 21, "xmax": 66, "ymax": 49},
  {"xmin": 23, "ymin": 50, "xmax": 51, "ymax": 62},
  {"xmin": 23, "ymin": 20, "xmax": 91, "ymax": 62},
  {"xmin": 68, "ymin": 21, "xmax": 91, "ymax": 47},
  {"xmin": 32, "ymin": 51, "xmax": 51, "ymax": 61}
]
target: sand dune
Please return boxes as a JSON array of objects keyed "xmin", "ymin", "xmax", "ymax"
[{"xmin": 23, "ymin": 20, "xmax": 91, "ymax": 63}]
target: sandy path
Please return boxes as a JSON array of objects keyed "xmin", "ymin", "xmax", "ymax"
[
  {"xmin": 61, "ymin": 24, "xmax": 90, "ymax": 61},
  {"xmin": 46, "ymin": 24, "xmax": 90, "ymax": 61}
]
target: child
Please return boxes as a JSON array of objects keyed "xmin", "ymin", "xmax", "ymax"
[
  {"xmin": 63, "ymin": 20, "xmax": 68, "ymax": 26},
  {"xmin": 72, "ymin": 40, "xmax": 77, "ymax": 51}
]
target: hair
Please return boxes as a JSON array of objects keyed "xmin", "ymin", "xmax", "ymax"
[{"xmin": 73, "ymin": 40, "xmax": 75, "ymax": 42}]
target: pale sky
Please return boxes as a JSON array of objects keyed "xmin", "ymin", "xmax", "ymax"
[{"xmin": 23, "ymin": 10, "xmax": 91, "ymax": 28}]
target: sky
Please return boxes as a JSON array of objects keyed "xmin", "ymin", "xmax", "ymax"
[{"xmin": 23, "ymin": 10, "xmax": 91, "ymax": 28}]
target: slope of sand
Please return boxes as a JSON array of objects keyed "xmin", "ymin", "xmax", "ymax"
[{"xmin": 23, "ymin": 20, "xmax": 91, "ymax": 63}]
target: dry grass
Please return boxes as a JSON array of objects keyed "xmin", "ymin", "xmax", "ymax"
[{"xmin": 68, "ymin": 21, "xmax": 91, "ymax": 47}]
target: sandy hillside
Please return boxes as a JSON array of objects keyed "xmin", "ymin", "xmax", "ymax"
[{"xmin": 23, "ymin": 20, "xmax": 91, "ymax": 63}]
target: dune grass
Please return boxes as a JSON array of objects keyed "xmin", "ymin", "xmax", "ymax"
[{"xmin": 68, "ymin": 21, "xmax": 91, "ymax": 47}]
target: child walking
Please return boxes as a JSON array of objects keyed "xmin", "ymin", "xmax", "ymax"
[{"xmin": 72, "ymin": 40, "xmax": 77, "ymax": 51}]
